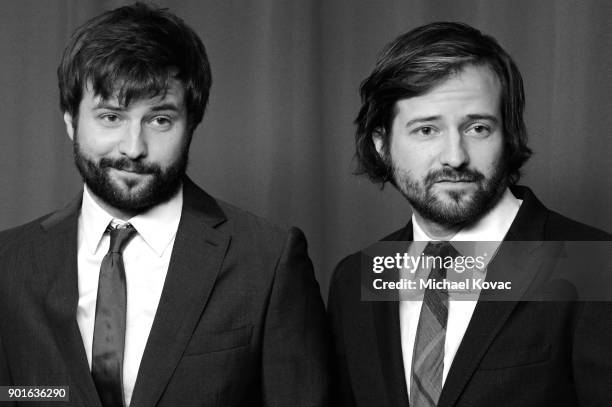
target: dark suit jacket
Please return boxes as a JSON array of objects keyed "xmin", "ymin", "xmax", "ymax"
[
  {"xmin": 0, "ymin": 178, "xmax": 331, "ymax": 406},
  {"xmin": 328, "ymin": 186, "xmax": 612, "ymax": 407}
]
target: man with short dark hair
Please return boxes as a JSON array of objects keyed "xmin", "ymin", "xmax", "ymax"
[
  {"xmin": 0, "ymin": 4, "xmax": 331, "ymax": 406},
  {"xmin": 328, "ymin": 22, "xmax": 611, "ymax": 406}
]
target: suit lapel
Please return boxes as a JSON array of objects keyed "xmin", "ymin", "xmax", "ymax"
[
  {"xmin": 438, "ymin": 186, "xmax": 552, "ymax": 407},
  {"xmin": 367, "ymin": 223, "xmax": 413, "ymax": 406},
  {"xmin": 437, "ymin": 240, "xmax": 542, "ymax": 407},
  {"xmin": 129, "ymin": 179, "xmax": 229, "ymax": 407},
  {"xmin": 39, "ymin": 197, "xmax": 103, "ymax": 407}
]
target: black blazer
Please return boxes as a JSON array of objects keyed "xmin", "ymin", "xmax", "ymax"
[
  {"xmin": 0, "ymin": 178, "xmax": 331, "ymax": 406},
  {"xmin": 328, "ymin": 186, "xmax": 612, "ymax": 407}
]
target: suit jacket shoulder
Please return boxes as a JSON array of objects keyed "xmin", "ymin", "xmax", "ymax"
[
  {"xmin": 0, "ymin": 212, "xmax": 54, "ymax": 251},
  {"xmin": 508, "ymin": 185, "xmax": 611, "ymax": 241},
  {"xmin": 0, "ymin": 191, "xmax": 82, "ymax": 255},
  {"xmin": 542, "ymin": 210, "xmax": 612, "ymax": 240}
]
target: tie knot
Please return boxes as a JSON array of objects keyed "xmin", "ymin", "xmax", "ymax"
[
  {"xmin": 107, "ymin": 223, "xmax": 137, "ymax": 254},
  {"xmin": 423, "ymin": 241, "xmax": 459, "ymax": 259}
]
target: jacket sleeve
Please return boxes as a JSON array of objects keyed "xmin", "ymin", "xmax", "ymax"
[{"xmin": 261, "ymin": 227, "xmax": 332, "ymax": 407}]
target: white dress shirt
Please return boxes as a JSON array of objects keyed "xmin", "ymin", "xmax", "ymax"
[
  {"xmin": 400, "ymin": 188, "xmax": 522, "ymax": 396},
  {"xmin": 76, "ymin": 184, "xmax": 183, "ymax": 406}
]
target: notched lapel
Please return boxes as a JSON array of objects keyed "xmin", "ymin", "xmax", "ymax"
[
  {"xmin": 38, "ymin": 198, "xmax": 103, "ymax": 407},
  {"xmin": 438, "ymin": 240, "xmax": 544, "ymax": 407},
  {"xmin": 129, "ymin": 197, "xmax": 230, "ymax": 407}
]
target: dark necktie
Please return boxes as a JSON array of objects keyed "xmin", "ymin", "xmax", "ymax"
[
  {"xmin": 92, "ymin": 223, "xmax": 137, "ymax": 407},
  {"xmin": 410, "ymin": 241, "xmax": 458, "ymax": 407}
]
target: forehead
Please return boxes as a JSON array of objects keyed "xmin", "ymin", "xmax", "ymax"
[
  {"xmin": 81, "ymin": 78, "xmax": 186, "ymax": 109},
  {"xmin": 395, "ymin": 65, "xmax": 502, "ymax": 120}
]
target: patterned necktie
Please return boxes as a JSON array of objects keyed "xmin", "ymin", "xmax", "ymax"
[
  {"xmin": 92, "ymin": 223, "xmax": 137, "ymax": 407},
  {"xmin": 410, "ymin": 241, "xmax": 458, "ymax": 407}
]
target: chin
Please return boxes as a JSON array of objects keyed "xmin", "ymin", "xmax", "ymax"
[
  {"xmin": 437, "ymin": 189, "xmax": 474, "ymax": 204},
  {"xmin": 110, "ymin": 172, "xmax": 152, "ymax": 189}
]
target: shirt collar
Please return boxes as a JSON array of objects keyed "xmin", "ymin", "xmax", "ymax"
[
  {"xmin": 81, "ymin": 186, "xmax": 114, "ymax": 255},
  {"xmin": 412, "ymin": 187, "xmax": 522, "ymax": 242},
  {"xmin": 80, "ymin": 183, "xmax": 183, "ymax": 257}
]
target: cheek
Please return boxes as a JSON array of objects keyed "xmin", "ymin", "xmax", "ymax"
[
  {"xmin": 390, "ymin": 139, "xmax": 436, "ymax": 176},
  {"xmin": 147, "ymin": 135, "xmax": 188, "ymax": 164},
  {"xmin": 470, "ymin": 138, "xmax": 504, "ymax": 173},
  {"xmin": 75, "ymin": 125, "xmax": 117, "ymax": 156}
]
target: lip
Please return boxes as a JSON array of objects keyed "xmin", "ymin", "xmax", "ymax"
[
  {"xmin": 111, "ymin": 168, "xmax": 148, "ymax": 175},
  {"xmin": 433, "ymin": 180, "xmax": 477, "ymax": 188}
]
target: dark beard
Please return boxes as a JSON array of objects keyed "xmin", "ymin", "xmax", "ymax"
[
  {"xmin": 73, "ymin": 141, "xmax": 188, "ymax": 213},
  {"xmin": 393, "ymin": 161, "xmax": 508, "ymax": 228}
]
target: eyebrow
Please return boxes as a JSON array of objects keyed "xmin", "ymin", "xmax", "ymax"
[
  {"xmin": 465, "ymin": 114, "xmax": 499, "ymax": 124},
  {"xmin": 92, "ymin": 102, "xmax": 180, "ymax": 112},
  {"xmin": 92, "ymin": 101, "xmax": 125, "ymax": 111},
  {"xmin": 149, "ymin": 103, "xmax": 181, "ymax": 112},
  {"xmin": 404, "ymin": 114, "xmax": 499, "ymax": 128},
  {"xmin": 405, "ymin": 116, "xmax": 442, "ymax": 128}
]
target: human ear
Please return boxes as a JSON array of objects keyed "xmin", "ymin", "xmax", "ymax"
[
  {"xmin": 372, "ymin": 128, "xmax": 386, "ymax": 157},
  {"xmin": 63, "ymin": 112, "xmax": 75, "ymax": 141}
]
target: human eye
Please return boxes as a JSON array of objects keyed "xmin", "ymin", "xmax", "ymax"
[
  {"xmin": 465, "ymin": 123, "xmax": 491, "ymax": 138},
  {"xmin": 97, "ymin": 112, "xmax": 122, "ymax": 127},
  {"xmin": 411, "ymin": 125, "xmax": 439, "ymax": 138},
  {"xmin": 148, "ymin": 115, "xmax": 173, "ymax": 131}
]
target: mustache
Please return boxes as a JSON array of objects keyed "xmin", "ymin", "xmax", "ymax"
[
  {"xmin": 98, "ymin": 157, "xmax": 160, "ymax": 174},
  {"xmin": 424, "ymin": 167, "xmax": 485, "ymax": 186}
]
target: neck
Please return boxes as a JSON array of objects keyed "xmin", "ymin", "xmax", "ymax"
[{"xmin": 413, "ymin": 211, "xmax": 462, "ymax": 240}]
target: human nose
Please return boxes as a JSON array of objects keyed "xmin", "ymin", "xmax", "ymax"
[
  {"xmin": 118, "ymin": 122, "xmax": 147, "ymax": 160},
  {"xmin": 439, "ymin": 129, "xmax": 468, "ymax": 168}
]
